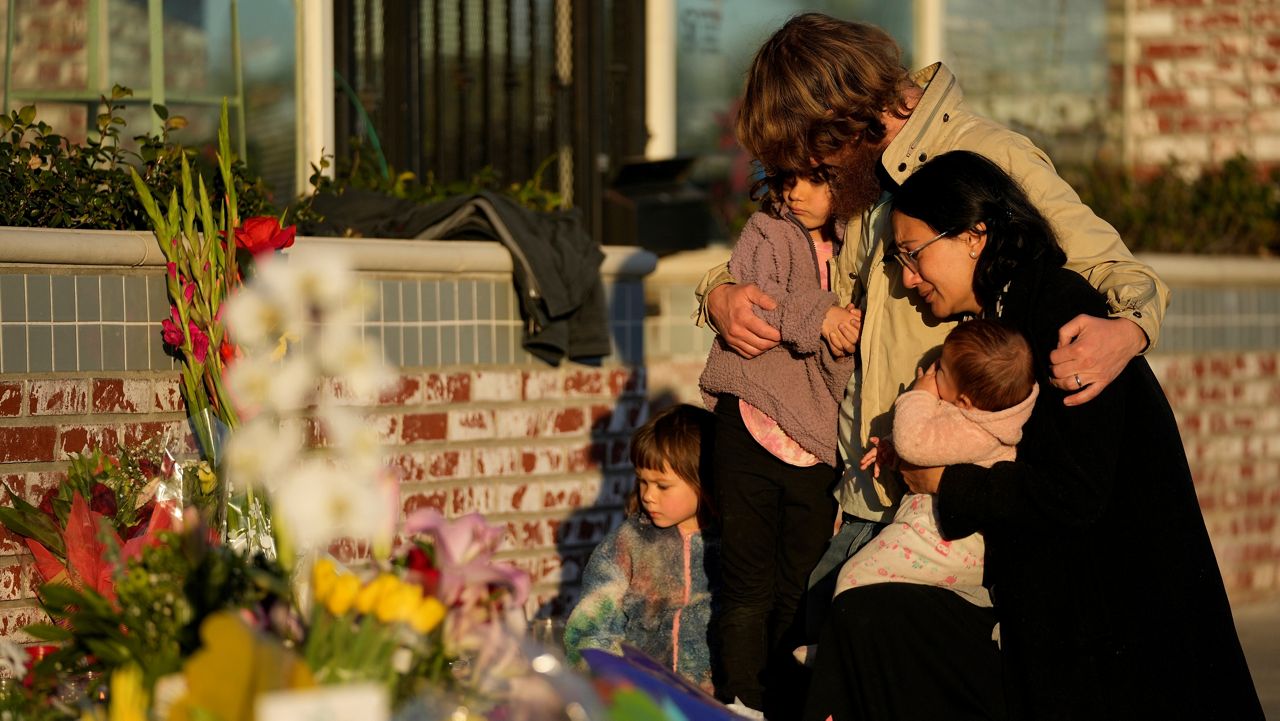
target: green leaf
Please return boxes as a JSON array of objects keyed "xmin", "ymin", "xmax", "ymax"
[
  {"xmin": 153, "ymin": 103, "xmax": 169, "ymax": 121},
  {"xmin": 168, "ymin": 116, "xmax": 188, "ymax": 130},
  {"xmin": 17, "ymin": 106, "xmax": 36, "ymax": 125},
  {"xmin": 128, "ymin": 166, "xmax": 171, "ymax": 242},
  {"xmin": 111, "ymin": 84, "xmax": 132, "ymax": 100},
  {"xmin": 0, "ymin": 487, "xmax": 64, "ymax": 556},
  {"xmin": 22, "ymin": 623, "xmax": 73, "ymax": 642}
]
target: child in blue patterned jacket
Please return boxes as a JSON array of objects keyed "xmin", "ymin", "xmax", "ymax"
[{"xmin": 563, "ymin": 403, "xmax": 720, "ymax": 693}]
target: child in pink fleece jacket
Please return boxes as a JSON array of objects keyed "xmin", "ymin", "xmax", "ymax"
[
  {"xmin": 835, "ymin": 319, "xmax": 1038, "ymax": 606},
  {"xmin": 698, "ymin": 170, "xmax": 859, "ymax": 714}
]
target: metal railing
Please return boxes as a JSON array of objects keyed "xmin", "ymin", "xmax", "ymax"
[{"xmin": 333, "ymin": 0, "xmax": 645, "ymax": 242}]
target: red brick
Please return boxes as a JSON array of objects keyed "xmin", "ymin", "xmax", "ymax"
[
  {"xmin": 451, "ymin": 485, "xmax": 495, "ymax": 515},
  {"xmin": 401, "ymin": 413, "xmax": 448, "ymax": 443},
  {"xmin": 551, "ymin": 408, "xmax": 586, "ymax": 435},
  {"xmin": 0, "ymin": 427, "xmax": 57, "ymax": 463},
  {"xmin": 564, "ymin": 369, "xmax": 606, "ymax": 397},
  {"xmin": 390, "ymin": 454, "xmax": 427, "ymax": 484},
  {"xmin": 523, "ymin": 371, "xmax": 563, "ymax": 400},
  {"xmin": 27, "ymin": 380, "xmax": 88, "ymax": 416},
  {"xmin": 448, "ymin": 410, "xmax": 495, "ymax": 441},
  {"xmin": 427, "ymin": 450, "xmax": 469, "ymax": 480},
  {"xmin": 474, "ymin": 447, "xmax": 522, "ymax": 476},
  {"xmin": 1180, "ymin": 9, "xmax": 1243, "ymax": 31},
  {"xmin": 1145, "ymin": 89, "xmax": 1187, "ymax": 109},
  {"xmin": 379, "ymin": 375, "xmax": 423, "ymax": 406},
  {"xmin": 58, "ymin": 425, "xmax": 120, "ymax": 458},
  {"xmin": 92, "ymin": 379, "xmax": 134, "ymax": 414},
  {"xmin": 1141, "ymin": 40, "xmax": 1209, "ymax": 60},
  {"xmin": 522, "ymin": 447, "xmax": 565, "ymax": 475},
  {"xmin": 121, "ymin": 420, "xmax": 196, "ymax": 452},
  {"xmin": 423, "ymin": 373, "xmax": 470, "ymax": 404},
  {"xmin": 327, "ymin": 538, "xmax": 372, "ymax": 563},
  {"xmin": 0, "ymin": 606, "xmax": 50, "ymax": 643},
  {"xmin": 152, "ymin": 377, "xmax": 184, "ymax": 413},
  {"xmin": 0, "ymin": 383, "xmax": 21, "ymax": 417},
  {"xmin": 403, "ymin": 490, "xmax": 448, "ymax": 515}
]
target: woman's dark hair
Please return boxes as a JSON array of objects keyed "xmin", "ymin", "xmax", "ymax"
[
  {"xmin": 892, "ymin": 151, "xmax": 1067, "ymax": 312},
  {"xmin": 627, "ymin": 403, "xmax": 718, "ymax": 529}
]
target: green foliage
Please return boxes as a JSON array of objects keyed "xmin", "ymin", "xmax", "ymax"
[
  {"xmin": 0, "ymin": 85, "xmax": 274, "ymax": 229},
  {"xmin": 1060, "ymin": 155, "xmax": 1280, "ymax": 255},
  {"xmin": 295, "ymin": 138, "xmax": 564, "ymax": 231},
  {"xmin": 32, "ymin": 527, "xmax": 290, "ymax": 689}
]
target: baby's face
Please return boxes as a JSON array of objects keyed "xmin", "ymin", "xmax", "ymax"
[
  {"xmin": 784, "ymin": 176, "xmax": 833, "ymax": 230},
  {"xmin": 935, "ymin": 346, "xmax": 962, "ymax": 405}
]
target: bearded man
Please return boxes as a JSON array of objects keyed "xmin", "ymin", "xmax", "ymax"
[{"xmin": 694, "ymin": 13, "xmax": 1169, "ymax": 720}]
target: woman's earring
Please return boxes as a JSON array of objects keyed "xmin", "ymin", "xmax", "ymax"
[{"xmin": 969, "ymin": 250, "xmax": 977, "ymax": 259}]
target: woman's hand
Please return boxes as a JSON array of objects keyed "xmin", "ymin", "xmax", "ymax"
[
  {"xmin": 707, "ymin": 283, "xmax": 781, "ymax": 358},
  {"xmin": 900, "ymin": 462, "xmax": 944, "ymax": 495},
  {"xmin": 1049, "ymin": 315, "xmax": 1147, "ymax": 406},
  {"xmin": 822, "ymin": 304, "xmax": 862, "ymax": 356},
  {"xmin": 858, "ymin": 436, "xmax": 898, "ymax": 479}
]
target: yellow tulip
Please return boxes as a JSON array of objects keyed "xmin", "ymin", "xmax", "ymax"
[
  {"xmin": 311, "ymin": 558, "xmax": 339, "ymax": 603},
  {"xmin": 325, "ymin": 573, "xmax": 361, "ymax": 616},
  {"xmin": 375, "ymin": 582, "xmax": 423, "ymax": 624},
  {"xmin": 409, "ymin": 596, "xmax": 447, "ymax": 634},
  {"xmin": 107, "ymin": 664, "xmax": 147, "ymax": 721},
  {"xmin": 354, "ymin": 573, "xmax": 399, "ymax": 615},
  {"xmin": 195, "ymin": 462, "xmax": 217, "ymax": 495}
]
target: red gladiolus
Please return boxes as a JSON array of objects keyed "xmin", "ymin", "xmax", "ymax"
[
  {"xmin": 234, "ymin": 217, "xmax": 296, "ymax": 256},
  {"xmin": 220, "ymin": 339, "xmax": 239, "ymax": 366},
  {"xmin": 166, "ymin": 261, "xmax": 177, "ymax": 281},
  {"xmin": 161, "ymin": 306, "xmax": 184, "ymax": 347},
  {"xmin": 189, "ymin": 322, "xmax": 210, "ymax": 363},
  {"xmin": 183, "ymin": 281, "xmax": 196, "ymax": 305}
]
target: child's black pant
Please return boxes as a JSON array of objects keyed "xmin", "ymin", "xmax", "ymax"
[{"xmin": 712, "ymin": 397, "xmax": 837, "ymax": 721}]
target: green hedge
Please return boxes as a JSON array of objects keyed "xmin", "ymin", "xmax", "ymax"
[{"xmin": 1059, "ymin": 156, "xmax": 1280, "ymax": 256}]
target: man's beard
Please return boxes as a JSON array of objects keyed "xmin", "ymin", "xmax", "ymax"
[{"xmin": 828, "ymin": 141, "xmax": 886, "ymax": 221}]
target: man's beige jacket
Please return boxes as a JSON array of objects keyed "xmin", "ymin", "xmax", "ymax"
[{"xmin": 694, "ymin": 63, "xmax": 1170, "ymax": 522}]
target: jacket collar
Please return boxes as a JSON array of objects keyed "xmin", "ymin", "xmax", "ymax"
[{"xmin": 881, "ymin": 63, "xmax": 965, "ymax": 187}]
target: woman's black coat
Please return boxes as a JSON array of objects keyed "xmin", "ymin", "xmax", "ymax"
[{"xmin": 936, "ymin": 263, "xmax": 1261, "ymax": 720}]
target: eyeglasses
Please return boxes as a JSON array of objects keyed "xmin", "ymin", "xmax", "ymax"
[{"xmin": 890, "ymin": 228, "xmax": 952, "ymax": 273}]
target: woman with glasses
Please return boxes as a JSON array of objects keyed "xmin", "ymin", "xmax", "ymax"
[{"xmin": 803, "ymin": 151, "xmax": 1262, "ymax": 721}]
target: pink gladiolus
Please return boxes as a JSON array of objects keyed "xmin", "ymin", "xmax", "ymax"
[
  {"xmin": 166, "ymin": 261, "xmax": 177, "ymax": 281},
  {"xmin": 189, "ymin": 322, "xmax": 209, "ymax": 363},
  {"xmin": 161, "ymin": 306, "xmax": 184, "ymax": 347},
  {"xmin": 183, "ymin": 282, "xmax": 196, "ymax": 305}
]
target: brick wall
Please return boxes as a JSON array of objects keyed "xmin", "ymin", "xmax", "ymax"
[
  {"xmin": 1149, "ymin": 353, "xmax": 1280, "ymax": 600},
  {"xmin": 1111, "ymin": 0, "xmax": 1280, "ymax": 170},
  {"xmin": 0, "ymin": 365, "xmax": 646, "ymax": 635}
]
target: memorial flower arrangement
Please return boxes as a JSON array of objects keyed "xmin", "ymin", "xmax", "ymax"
[{"xmin": 0, "ymin": 250, "xmax": 541, "ymax": 720}]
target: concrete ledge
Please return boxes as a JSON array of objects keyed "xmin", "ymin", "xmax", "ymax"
[
  {"xmin": 1139, "ymin": 253, "xmax": 1280, "ymax": 287},
  {"xmin": 0, "ymin": 227, "xmax": 658, "ymax": 279}
]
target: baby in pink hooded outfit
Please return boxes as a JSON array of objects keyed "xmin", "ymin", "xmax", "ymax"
[{"xmin": 835, "ymin": 319, "xmax": 1038, "ymax": 607}]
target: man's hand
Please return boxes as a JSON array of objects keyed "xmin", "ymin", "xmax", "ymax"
[
  {"xmin": 900, "ymin": 461, "xmax": 944, "ymax": 495},
  {"xmin": 1049, "ymin": 316, "xmax": 1147, "ymax": 407},
  {"xmin": 706, "ymin": 283, "xmax": 781, "ymax": 358},
  {"xmin": 822, "ymin": 305, "xmax": 862, "ymax": 357}
]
